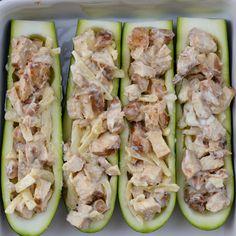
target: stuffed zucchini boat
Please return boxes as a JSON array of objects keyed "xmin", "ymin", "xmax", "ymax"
[
  {"xmin": 174, "ymin": 17, "xmax": 235, "ymax": 230},
  {"xmin": 63, "ymin": 20, "xmax": 124, "ymax": 232},
  {"xmin": 2, "ymin": 20, "xmax": 63, "ymax": 235},
  {"xmin": 119, "ymin": 21, "xmax": 178, "ymax": 232}
]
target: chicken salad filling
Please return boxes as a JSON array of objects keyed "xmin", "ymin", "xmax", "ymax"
[
  {"xmin": 64, "ymin": 28, "xmax": 124, "ymax": 229},
  {"xmin": 5, "ymin": 36, "xmax": 60, "ymax": 218},
  {"xmin": 174, "ymin": 28, "xmax": 235, "ymax": 213},
  {"xmin": 124, "ymin": 27, "xmax": 179, "ymax": 222}
]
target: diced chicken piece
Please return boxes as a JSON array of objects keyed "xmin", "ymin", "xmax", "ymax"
[
  {"xmin": 131, "ymin": 195, "xmax": 161, "ymax": 220},
  {"xmin": 31, "ymin": 47, "xmax": 53, "ymax": 65},
  {"xmin": 213, "ymin": 168, "xmax": 229, "ymax": 179},
  {"xmin": 35, "ymin": 189, "xmax": 52, "ymax": 213},
  {"xmin": 200, "ymin": 116, "xmax": 226, "ymax": 141},
  {"xmin": 184, "ymin": 187, "xmax": 206, "ymax": 213},
  {"xmin": 84, "ymin": 163, "xmax": 104, "ymax": 182},
  {"xmin": 34, "ymin": 179, "xmax": 52, "ymax": 204},
  {"xmin": 19, "ymin": 123, "xmax": 33, "ymax": 142},
  {"xmin": 124, "ymin": 84, "xmax": 141, "ymax": 101},
  {"xmin": 142, "ymin": 102, "xmax": 167, "ymax": 131},
  {"xmin": 174, "ymin": 46, "xmax": 199, "ymax": 83},
  {"xmin": 183, "ymin": 102, "xmax": 199, "ymax": 126},
  {"xmin": 105, "ymin": 165, "xmax": 120, "ymax": 176},
  {"xmin": 92, "ymin": 49, "xmax": 115, "ymax": 68},
  {"xmin": 192, "ymin": 94, "xmax": 212, "ymax": 119},
  {"xmin": 147, "ymin": 130, "xmax": 170, "ymax": 159},
  {"xmin": 206, "ymin": 52, "xmax": 222, "ymax": 75},
  {"xmin": 16, "ymin": 76, "xmax": 34, "ymax": 102},
  {"xmin": 93, "ymin": 199, "xmax": 107, "ymax": 213},
  {"xmin": 205, "ymin": 176, "xmax": 224, "ymax": 191},
  {"xmin": 16, "ymin": 198, "xmax": 34, "ymax": 219},
  {"xmin": 131, "ymin": 74, "xmax": 149, "ymax": 93},
  {"xmin": 191, "ymin": 136, "xmax": 209, "ymax": 158},
  {"xmin": 38, "ymin": 145, "xmax": 51, "ymax": 164},
  {"xmin": 17, "ymin": 150, "xmax": 28, "ymax": 180},
  {"xmin": 95, "ymin": 31, "xmax": 113, "ymax": 50},
  {"xmin": 25, "ymin": 142, "xmax": 41, "ymax": 165},
  {"xmin": 90, "ymin": 132, "xmax": 120, "ymax": 156},
  {"xmin": 72, "ymin": 71, "xmax": 89, "ymax": 89},
  {"xmin": 6, "ymin": 159, "xmax": 18, "ymax": 179},
  {"xmin": 123, "ymin": 101, "xmax": 144, "ymax": 122},
  {"xmin": 131, "ymin": 164, "xmax": 163, "ymax": 186},
  {"xmin": 150, "ymin": 78, "xmax": 167, "ymax": 99},
  {"xmin": 80, "ymin": 89, "xmax": 105, "ymax": 121},
  {"xmin": 206, "ymin": 192, "xmax": 230, "ymax": 212},
  {"xmin": 130, "ymin": 186, "xmax": 143, "ymax": 198},
  {"xmin": 11, "ymin": 37, "xmax": 39, "ymax": 69},
  {"xmin": 7, "ymin": 87, "xmax": 24, "ymax": 116},
  {"xmin": 150, "ymin": 28, "xmax": 174, "ymax": 48},
  {"xmin": 97, "ymin": 157, "xmax": 111, "ymax": 169},
  {"xmin": 127, "ymin": 158, "xmax": 145, "ymax": 174},
  {"xmin": 153, "ymin": 44, "xmax": 172, "ymax": 75},
  {"xmin": 200, "ymin": 80, "xmax": 221, "ymax": 106},
  {"xmin": 107, "ymin": 98, "xmax": 124, "ymax": 134},
  {"xmin": 153, "ymin": 191, "xmax": 169, "ymax": 208},
  {"xmin": 67, "ymin": 209, "xmax": 91, "ymax": 230},
  {"xmin": 63, "ymin": 155, "xmax": 84, "ymax": 173},
  {"xmin": 130, "ymin": 61, "xmax": 156, "ymax": 78},
  {"xmin": 200, "ymin": 155, "xmax": 224, "ymax": 171},
  {"xmin": 67, "ymin": 97, "xmax": 83, "ymax": 120},
  {"xmin": 73, "ymin": 29, "xmax": 95, "ymax": 57},
  {"xmin": 182, "ymin": 150, "xmax": 201, "ymax": 179},
  {"xmin": 130, "ymin": 47, "xmax": 144, "ymax": 60},
  {"xmin": 128, "ymin": 27, "xmax": 149, "ymax": 49},
  {"xmin": 73, "ymin": 172, "xmax": 96, "ymax": 204},
  {"xmin": 79, "ymin": 95, "xmax": 95, "ymax": 122},
  {"xmin": 26, "ymin": 62, "xmax": 52, "ymax": 89},
  {"xmin": 188, "ymin": 28, "xmax": 217, "ymax": 53},
  {"xmin": 211, "ymin": 86, "xmax": 236, "ymax": 114},
  {"xmin": 13, "ymin": 126, "xmax": 25, "ymax": 143},
  {"xmin": 22, "ymin": 115, "xmax": 41, "ymax": 128},
  {"xmin": 187, "ymin": 172, "xmax": 206, "ymax": 191},
  {"xmin": 130, "ymin": 123, "xmax": 151, "ymax": 153}
]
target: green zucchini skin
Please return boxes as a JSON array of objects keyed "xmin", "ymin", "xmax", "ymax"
[
  {"xmin": 1, "ymin": 20, "xmax": 63, "ymax": 236},
  {"xmin": 63, "ymin": 20, "xmax": 122, "ymax": 233},
  {"xmin": 176, "ymin": 17, "xmax": 234, "ymax": 230},
  {"xmin": 119, "ymin": 21, "xmax": 176, "ymax": 233}
]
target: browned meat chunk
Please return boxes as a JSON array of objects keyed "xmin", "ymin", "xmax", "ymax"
[
  {"xmin": 90, "ymin": 132, "xmax": 120, "ymax": 156},
  {"xmin": 128, "ymin": 27, "xmax": 149, "ymax": 49},
  {"xmin": 123, "ymin": 101, "xmax": 144, "ymax": 122},
  {"xmin": 95, "ymin": 31, "xmax": 113, "ymax": 50},
  {"xmin": 188, "ymin": 28, "xmax": 217, "ymax": 53},
  {"xmin": 107, "ymin": 98, "xmax": 124, "ymax": 134},
  {"xmin": 130, "ymin": 123, "xmax": 151, "ymax": 154}
]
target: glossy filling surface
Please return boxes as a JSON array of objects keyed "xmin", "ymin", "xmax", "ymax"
[
  {"xmin": 5, "ymin": 36, "xmax": 60, "ymax": 218},
  {"xmin": 174, "ymin": 28, "xmax": 235, "ymax": 213},
  {"xmin": 63, "ymin": 28, "xmax": 124, "ymax": 229},
  {"xmin": 123, "ymin": 27, "xmax": 179, "ymax": 222}
]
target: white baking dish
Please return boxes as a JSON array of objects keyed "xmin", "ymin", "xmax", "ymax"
[{"xmin": 0, "ymin": 0, "xmax": 235, "ymax": 235}]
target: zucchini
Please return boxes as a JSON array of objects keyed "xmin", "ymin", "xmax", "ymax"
[
  {"xmin": 1, "ymin": 20, "xmax": 63, "ymax": 235},
  {"xmin": 176, "ymin": 17, "xmax": 234, "ymax": 230},
  {"xmin": 119, "ymin": 21, "xmax": 176, "ymax": 232},
  {"xmin": 63, "ymin": 20, "xmax": 122, "ymax": 233}
]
